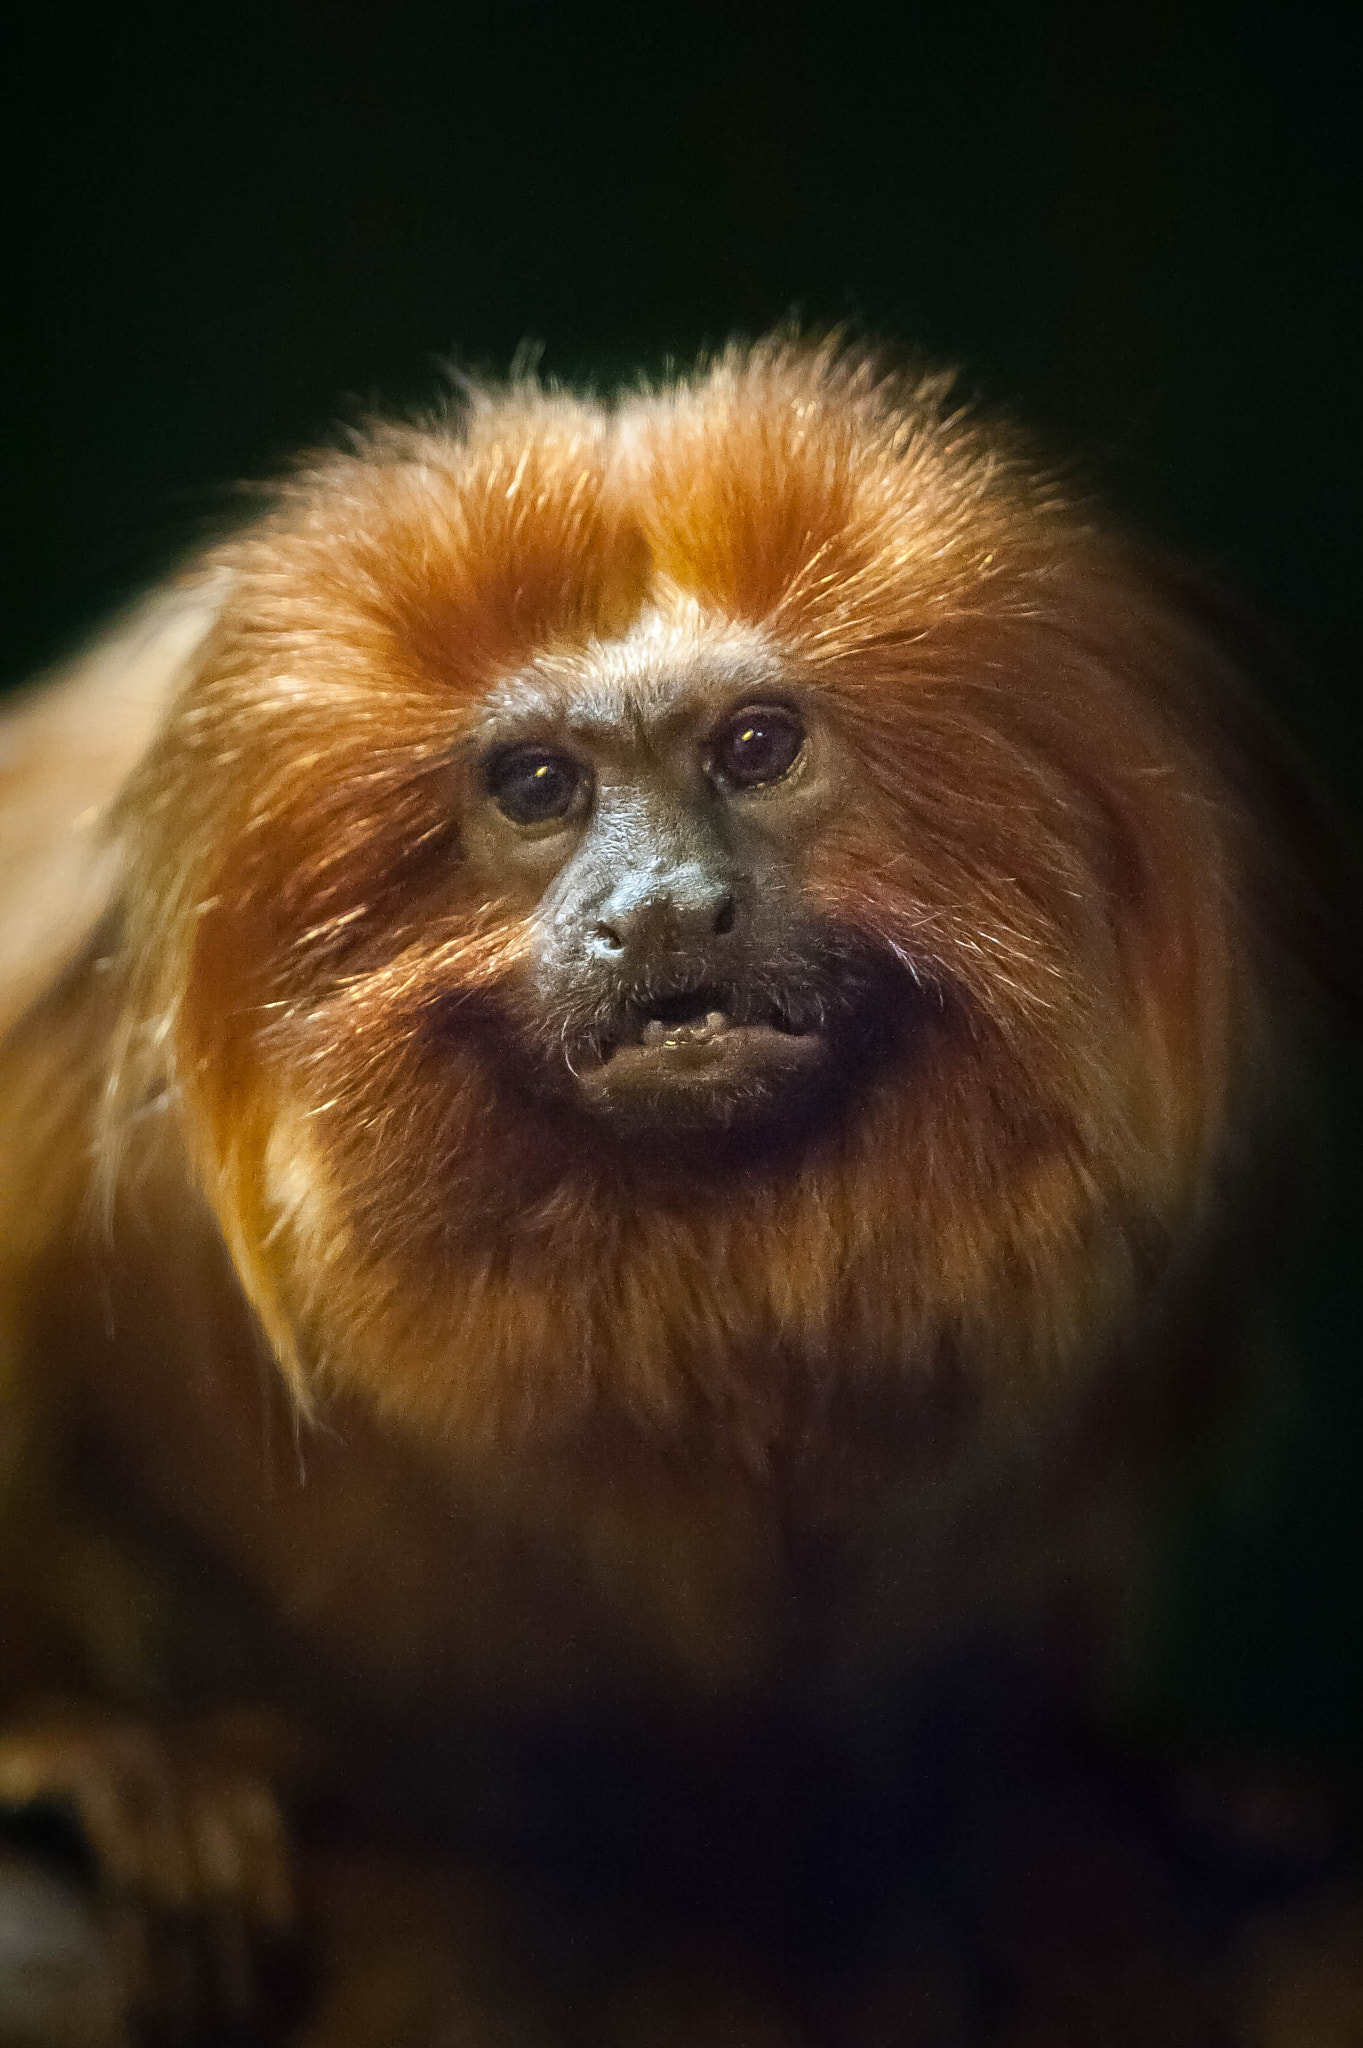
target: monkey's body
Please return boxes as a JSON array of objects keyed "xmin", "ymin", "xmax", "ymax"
[
  {"xmin": 0, "ymin": 868, "xmax": 1141, "ymax": 1736},
  {"xmin": 0, "ymin": 341, "xmax": 1334, "ymax": 2038}
]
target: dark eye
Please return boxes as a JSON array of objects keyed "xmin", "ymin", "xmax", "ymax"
[
  {"xmin": 487, "ymin": 748, "xmax": 585, "ymax": 826},
  {"xmin": 712, "ymin": 706, "xmax": 807, "ymax": 790}
]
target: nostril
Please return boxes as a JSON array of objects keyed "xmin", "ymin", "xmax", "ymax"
[
  {"xmin": 713, "ymin": 895, "xmax": 736, "ymax": 937},
  {"xmin": 592, "ymin": 922, "xmax": 624, "ymax": 952}
]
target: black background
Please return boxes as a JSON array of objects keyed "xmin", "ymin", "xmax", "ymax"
[{"xmin": 4, "ymin": 1, "xmax": 1360, "ymax": 1753}]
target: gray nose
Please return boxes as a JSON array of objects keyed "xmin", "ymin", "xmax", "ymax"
[{"xmin": 589, "ymin": 866, "xmax": 736, "ymax": 961}]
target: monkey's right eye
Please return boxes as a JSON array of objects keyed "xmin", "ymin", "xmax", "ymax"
[{"xmin": 486, "ymin": 748, "xmax": 586, "ymax": 827}]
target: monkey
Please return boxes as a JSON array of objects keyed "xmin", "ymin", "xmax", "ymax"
[{"xmin": 0, "ymin": 336, "xmax": 1345, "ymax": 2042}]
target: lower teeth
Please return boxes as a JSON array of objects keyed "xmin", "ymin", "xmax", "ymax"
[{"xmin": 640, "ymin": 1010, "xmax": 730, "ymax": 1048}]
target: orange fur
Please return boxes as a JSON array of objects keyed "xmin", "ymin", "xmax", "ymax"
[{"xmin": 0, "ymin": 335, "xmax": 1306, "ymax": 1731}]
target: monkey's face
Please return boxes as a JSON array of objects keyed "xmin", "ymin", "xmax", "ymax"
[
  {"xmin": 459, "ymin": 630, "xmax": 897, "ymax": 1137},
  {"xmin": 118, "ymin": 347, "xmax": 1258, "ymax": 1454}
]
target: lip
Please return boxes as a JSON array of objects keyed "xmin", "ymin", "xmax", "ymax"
[{"xmin": 571, "ymin": 987, "xmax": 827, "ymax": 1111}]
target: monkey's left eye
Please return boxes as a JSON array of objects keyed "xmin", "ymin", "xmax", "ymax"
[
  {"xmin": 711, "ymin": 706, "xmax": 807, "ymax": 790},
  {"xmin": 487, "ymin": 748, "xmax": 586, "ymax": 826}
]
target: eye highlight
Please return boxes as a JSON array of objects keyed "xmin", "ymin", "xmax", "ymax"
[
  {"xmin": 711, "ymin": 706, "xmax": 807, "ymax": 791},
  {"xmin": 487, "ymin": 748, "xmax": 586, "ymax": 827}
]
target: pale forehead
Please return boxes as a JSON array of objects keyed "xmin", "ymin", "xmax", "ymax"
[{"xmin": 476, "ymin": 608, "xmax": 793, "ymax": 741}]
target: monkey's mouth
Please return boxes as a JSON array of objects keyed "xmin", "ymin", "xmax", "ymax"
[{"xmin": 572, "ymin": 984, "xmax": 826, "ymax": 1120}]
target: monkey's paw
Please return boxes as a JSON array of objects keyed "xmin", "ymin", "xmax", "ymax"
[{"xmin": 0, "ymin": 1703, "xmax": 296, "ymax": 2042}]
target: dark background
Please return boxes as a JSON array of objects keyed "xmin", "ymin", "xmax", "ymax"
[{"xmin": 4, "ymin": 3, "xmax": 1360, "ymax": 1753}]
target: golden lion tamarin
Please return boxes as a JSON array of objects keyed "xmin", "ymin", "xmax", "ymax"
[{"xmin": 0, "ymin": 337, "xmax": 1338, "ymax": 2040}]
